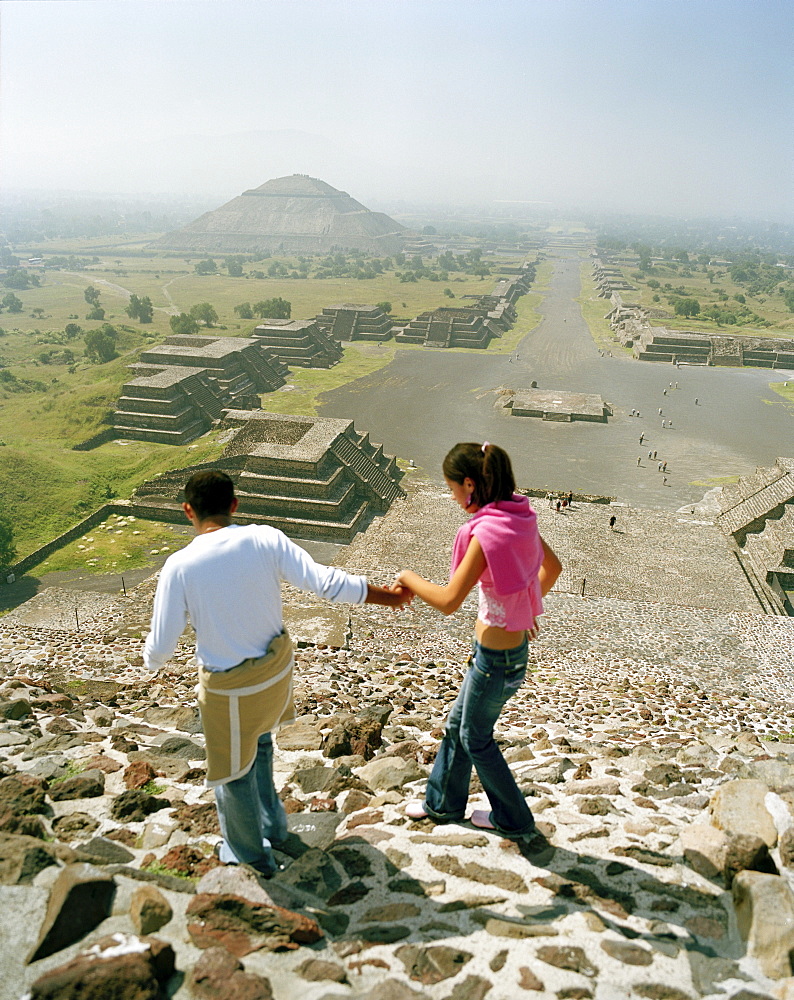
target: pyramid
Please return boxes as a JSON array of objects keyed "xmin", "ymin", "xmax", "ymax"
[{"xmin": 156, "ymin": 174, "xmax": 406, "ymax": 255}]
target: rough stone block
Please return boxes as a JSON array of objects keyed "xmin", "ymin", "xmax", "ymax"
[
  {"xmin": 733, "ymin": 870, "xmax": 794, "ymax": 979},
  {"xmin": 709, "ymin": 779, "xmax": 777, "ymax": 847}
]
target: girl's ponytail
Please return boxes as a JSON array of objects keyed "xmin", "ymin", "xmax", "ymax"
[{"xmin": 443, "ymin": 441, "xmax": 516, "ymax": 507}]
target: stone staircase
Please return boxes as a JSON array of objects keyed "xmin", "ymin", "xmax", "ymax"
[
  {"xmin": 330, "ymin": 432, "xmax": 404, "ymax": 509},
  {"xmin": 717, "ymin": 459, "xmax": 794, "ymax": 541},
  {"xmin": 716, "ymin": 458, "xmax": 794, "ymax": 616}
]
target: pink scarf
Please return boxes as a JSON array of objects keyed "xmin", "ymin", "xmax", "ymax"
[{"xmin": 451, "ymin": 494, "xmax": 544, "ymax": 614}]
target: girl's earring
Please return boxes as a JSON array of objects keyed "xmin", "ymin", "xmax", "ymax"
[{"xmin": 465, "ymin": 494, "xmax": 472, "ymax": 508}]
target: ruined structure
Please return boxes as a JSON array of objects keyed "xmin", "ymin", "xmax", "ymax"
[
  {"xmin": 507, "ymin": 388, "xmax": 611, "ymax": 423},
  {"xmin": 605, "ymin": 290, "xmax": 794, "ymax": 369},
  {"xmin": 314, "ymin": 304, "xmax": 393, "ymax": 342},
  {"xmin": 395, "ymin": 307, "xmax": 500, "ymax": 349},
  {"xmin": 631, "ymin": 328, "xmax": 794, "ymax": 368},
  {"xmin": 156, "ymin": 174, "xmax": 406, "ymax": 255},
  {"xmin": 716, "ymin": 457, "xmax": 794, "ymax": 615},
  {"xmin": 395, "ymin": 266, "xmax": 533, "ymax": 349},
  {"xmin": 593, "ymin": 258, "xmax": 635, "ymax": 295},
  {"xmin": 252, "ymin": 319, "xmax": 344, "ymax": 367},
  {"xmin": 131, "ymin": 413, "xmax": 405, "ymax": 543},
  {"xmin": 113, "ymin": 335, "xmax": 288, "ymax": 445}
]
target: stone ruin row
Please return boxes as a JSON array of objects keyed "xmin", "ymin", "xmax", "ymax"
[
  {"xmin": 130, "ymin": 412, "xmax": 405, "ymax": 543},
  {"xmin": 600, "ymin": 277, "xmax": 794, "ymax": 370},
  {"xmin": 716, "ymin": 457, "xmax": 794, "ymax": 616},
  {"xmin": 592, "ymin": 258, "xmax": 636, "ymax": 295},
  {"xmin": 395, "ymin": 270, "xmax": 534, "ymax": 349},
  {"xmin": 113, "ymin": 335, "xmax": 290, "ymax": 445}
]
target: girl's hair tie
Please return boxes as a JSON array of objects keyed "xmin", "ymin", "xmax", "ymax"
[{"xmin": 481, "ymin": 441, "xmax": 490, "ymax": 453}]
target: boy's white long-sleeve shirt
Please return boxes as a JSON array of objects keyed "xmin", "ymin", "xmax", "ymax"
[{"xmin": 143, "ymin": 523, "xmax": 367, "ymax": 672}]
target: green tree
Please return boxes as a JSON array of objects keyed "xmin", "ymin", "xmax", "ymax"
[
  {"xmin": 83, "ymin": 324, "xmax": 117, "ymax": 363},
  {"xmin": 0, "ymin": 513, "xmax": 16, "ymax": 570},
  {"xmin": 86, "ymin": 305, "xmax": 105, "ymax": 321},
  {"xmin": 234, "ymin": 302, "xmax": 254, "ymax": 319},
  {"xmin": 227, "ymin": 261, "xmax": 243, "ymax": 277},
  {"xmin": 252, "ymin": 297, "xmax": 291, "ymax": 319},
  {"xmin": 2, "ymin": 293, "xmax": 23, "ymax": 313},
  {"xmin": 783, "ymin": 289, "xmax": 794, "ymax": 312},
  {"xmin": 126, "ymin": 294, "xmax": 154, "ymax": 323},
  {"xmin": 375, "ymin": 301, "xmax": 392, "ymax": 313},
  {"xmin": 170, "ymin": 312, "xmax": 200, "ymax": 334},
  {"xmin": 194, "ymin": 259, "xmax": 217, "ymax": 275},
  {"xmin": 3, "ymin": 268, "xmax": 39, "ymax": 289},
  {"xmin": 673, "ymin": 298, "xmax": 700, "ymax": 318},
  {"xmin": 84, "ymin": 286, "xmax": 101, "ymax": 306},
  {"xmin": 189, "ymin": 302, "xmax": 219, "ymax": 327},
  {"xmin": 64, "ymin": 323, "xmax": 82, "ymax": 339}
]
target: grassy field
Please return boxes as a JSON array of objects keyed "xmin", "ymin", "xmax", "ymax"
[
  {"xmin": 602, "ymin": 257, "xmax": 794, "ymax": 339},
  {"xmin": 36, "ymin": 514, "xmax": 192, "ymax": 575},
  {"xmin": 1, "ymin": 237, "xmax": 536, "ymax": 563}
]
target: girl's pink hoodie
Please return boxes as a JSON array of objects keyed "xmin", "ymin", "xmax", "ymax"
[{"xmin": 450, "ymin": 494, "xmax": 544, "ymax": 617}]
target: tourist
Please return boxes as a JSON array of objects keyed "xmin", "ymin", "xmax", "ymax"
[
  {"xmin": 658, "ymin": 462, "xmax": 663, "ymax": 472},
  {"xmin": 695, "ymin": 398, "xmax": 699, "ymax": 405},
  {"xmin": 663, "ymin": 461, "xmax": 667, "ymax": 472},
  {"xmin": 567, "ymin": 491, "xmax": 573, "ymax": 507},
  {"xmin": 653, "ymin": 451, "xmax": 657, "ymax": 459},
  {"xmin": 397, "ymin": 442, "xmax": 561, "ymax": 838},
  {"xmin": 658, "ymin": 408, "xmax": 663, "ymax": 415},
  {"xmin": 637, "ymin": 457, "xmax": 642, "ymax": 466},
  {"xmin": 556, "ymin": 500, "xmax": 561, "ymax": 513},
  {"xmin": 639, "ymin": 433, "xmax": 644, "ymax": 444},
  {"xmin": 609, "ymin": 514, "xmax": 617, "ymax": 530},
  {"xmin": 662, "ymin": 420, "xmax": 666, "ymax": 428},
  {"xmin": 143, "ymin": 470, "xmax": 410, "ymax": 876}
]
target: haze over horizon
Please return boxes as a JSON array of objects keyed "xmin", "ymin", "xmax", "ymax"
[{"xmin": 2, "ymin": 0, "xmax": 792, "ymax": 223}]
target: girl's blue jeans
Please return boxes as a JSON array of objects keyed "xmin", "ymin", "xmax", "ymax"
[
  {"xmin": 423, "ymin": 637, "xmax": 535, "ymax": 836},
  {"xmin": 214, "ymin": 732, "xmax": 287, "ymax": 875}
]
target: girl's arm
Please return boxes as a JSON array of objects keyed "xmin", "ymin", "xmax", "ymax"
[
  {"xmin": 397, "ymin": 535, "xmax": 486, "ymax": 616},
  {"xmin": 538, "ymin": 536, "xmax": 562, "ymax": 597}
]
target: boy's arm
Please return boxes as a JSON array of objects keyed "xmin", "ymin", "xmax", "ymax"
[{"xmin": 143, "ymin": 569, "xmax": 188, "ymax": 672}]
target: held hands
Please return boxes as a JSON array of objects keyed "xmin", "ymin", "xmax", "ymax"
[
  {"xmin": 365, "ymin": 581, "xmax": 413, "ymax": 608},
  {"xmin": 387, "ymin": 582, "xmax": 413, "ymax": 608}
]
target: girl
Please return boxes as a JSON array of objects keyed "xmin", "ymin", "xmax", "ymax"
[{"xmin": 397, "ymin": 442, "xmax": 562, "ymax": 838}]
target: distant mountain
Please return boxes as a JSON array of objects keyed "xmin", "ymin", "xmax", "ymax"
[{"xmin": 156, "ymin": 173, "xmax": 406, "ymax": 255}]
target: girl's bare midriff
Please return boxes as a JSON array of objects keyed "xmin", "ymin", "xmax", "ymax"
[{"xmin": 475, "ymin": 620, "xmax": 535, "ymax": 649}]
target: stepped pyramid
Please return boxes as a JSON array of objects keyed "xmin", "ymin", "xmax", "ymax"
[{"xmin": 156, "ymin": 174, "xmax": 406, "ymax": 255}]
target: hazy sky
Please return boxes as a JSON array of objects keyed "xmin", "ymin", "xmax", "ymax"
[{"xmin": 2, "ymin": 0, "xmax": 792, "ymax": 220}]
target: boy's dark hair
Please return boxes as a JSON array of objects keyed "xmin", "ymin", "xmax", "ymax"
[
  {"xmin": 184, "ymin": 469, "xmax": 235, "ymax": 519},
  {"xmin": 442, "ymin": 442, "xmax": 516, "ymax": 507}
]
